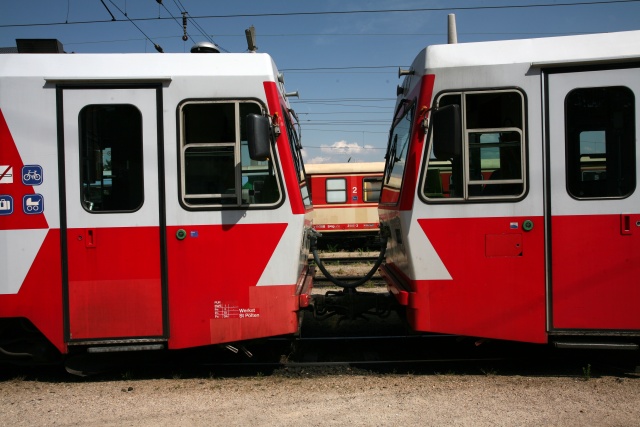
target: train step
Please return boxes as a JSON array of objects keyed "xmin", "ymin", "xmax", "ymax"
[{"xmin": 553, "ymin": 341, "xmax": 639, "ymax": 351}]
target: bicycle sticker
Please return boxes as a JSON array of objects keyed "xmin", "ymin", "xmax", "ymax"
[{"xmin": 22, "ymin": 165, "xmax": 43, "ymax": 186}]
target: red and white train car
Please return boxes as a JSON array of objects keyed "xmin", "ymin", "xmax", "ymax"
[
  {"xmin": 379, "ymin": 31, "xmax": 640, "ymax": 347},
  {"xmin": 305, "ymin": 162, "xmax": 383, "ymax": 247},
  {"xmin": 0, "ymin": 43, "xmax": 313, "ymax": 361}
]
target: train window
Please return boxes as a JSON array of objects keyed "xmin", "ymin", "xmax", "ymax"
[
  {"xmin": 326, "ymin": 178, "xmax": 347, "ymax": 203},
  {"xmin": 422, "ymin": 90, "xmax": 526, "ymax": 201},
  {"xmin": 383, "ymin": 103, "xmax": 414, "ymax": 205},
  {"xmin": 79, "ymin": 104, "xmax": 143, "ymax": 212},
  {"xmin": 363, "ymin": 177, "xmax": 382, "ymax": 202},
  {"xmin": 565, "ymin": 86, "xmax": 636, "ymax": 199},
  {"xmin": 282, "ymin": 107, "xmax": 311, "ymax": 208},
  {"xmin": 179, "ymin": 100, "xmax": 282, "ymax": 208}
]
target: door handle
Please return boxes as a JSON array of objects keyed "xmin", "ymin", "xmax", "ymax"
[
  {"xmin": 621, "ymin": 214, "xmax": 632, "ymax": 236},
  {"xmin": 85, "ymin": 229, "xmax": 96, "ymax": 248}
]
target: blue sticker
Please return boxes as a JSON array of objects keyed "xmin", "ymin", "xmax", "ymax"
[
  {"xmin": 22, "ymin": 165, "xmax": 43, "ymax": 186},
  {"xmin": 23, "ymin": 194, "xmax": 44, "ymax": 214},
  {"xmin": 190, "ymin": 230, "xmax": 199, "ymax": 238},
  {"xmin": 352, "ymin": 195, "xmax": 358, "ymax": 201},
  {"xmin": 0, "ymin": 195, "xmax": 13, "ymax": 215}
]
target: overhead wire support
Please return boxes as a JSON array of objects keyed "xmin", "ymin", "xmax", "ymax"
[
  {"xmin": 106, "ymin": 0, "xmax": 164, "ymax": 52},
  {"xmin": 156, "ymin": 0, "xmax": 193, "ymax": 44},
  {"xmin": 165, "ymin": 0, "xmax": 227, "ymax": 51},
  {"xmin": 99, "ymin": 0, "xmax": 116, "ymax": 21},
  {"xmin": 182, "ymin": 12, "xmax": 188, "ymax": 41},
  {"xmin": 173, "ymin": 0, "xmax": 210, "ymax": 38}
]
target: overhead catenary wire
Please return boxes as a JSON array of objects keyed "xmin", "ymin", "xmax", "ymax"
[
  {"xmin": 1, "ymin": 1, "xmax": 638, "ymax": 28},
  {"xmin": 61, "ymin": 30, "xmax": 602, "ymax": 49}
]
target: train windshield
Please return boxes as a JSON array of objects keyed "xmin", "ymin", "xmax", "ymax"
[
  {"xmin": 283, "ymin": 106, "xmax": 311, "ymax": 209},
  {"xmin": 381, "ymin": 103, "xmax": 414, "ymax": 205}
]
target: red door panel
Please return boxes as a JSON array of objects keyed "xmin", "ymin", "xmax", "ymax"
[{"xmin": 67, "ymin": 227, "xmax": 163, "ymax": 339}]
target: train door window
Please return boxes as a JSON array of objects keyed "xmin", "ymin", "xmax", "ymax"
[
  {"xmin": 422, "ymin": 90, "xmax": 526, "ymax": 201},
  {"xmin": 326, "ymin": 178, "xmax": 347, "ymax": 203},
  {"xmin": 565, "ymin": 86, "xmax": 635, "ymax": 198},
  {"xmin": 179, "ymin": 100, "xmax": 282, "ymax": 208},
  {"xmin": 383, "ymin": 103, "xmax": 414, "ymax": 204},
  {"xmin": 79, "ymin": 104, "xmax": 143, "ymax": 212},
  {"xmin": 363, "ymin": 177, "xmax": 382, "ymax": 202}
]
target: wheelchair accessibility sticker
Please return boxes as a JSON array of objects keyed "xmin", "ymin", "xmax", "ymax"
[
  {"xmin": 22, "ymin": 165, "xmax": 43, "ymax": 186},
  {"xmin": 23, "ymin": 194, "xmax": 44, "ymax": 214},
  {"xmin": 0, "ymin": 195, "xmax": 13, "ymax": 215}
]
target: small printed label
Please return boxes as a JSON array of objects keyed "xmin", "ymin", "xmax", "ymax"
[
  {"xmin": 238, "ymin": 308, "xmax": 260, "ymax": 319},
  {"xmin": 510, "ymin": 222, "xmax": 518, "ymax": 229},
  {"xmin": 214, "ymin": 301, "xmax": 260, "ymax": 319},
  {"xmin": 214, "ymin": 300, "xmax": 238, "ymax": 319}
]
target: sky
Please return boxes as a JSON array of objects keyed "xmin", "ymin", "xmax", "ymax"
[{"xmin": 1, "ymin": 0, "xmax": 639, "ymax": 164}]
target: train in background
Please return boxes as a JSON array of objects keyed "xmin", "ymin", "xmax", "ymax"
[
  {"xmin": 378, "ymin": 29, "xmax": 640, "ymax": 350},
  {"xmin": 305, "ymin": 162, "xmax": 384, "ymax": 250},
  {"xmin": 0, "ymin": 40, "xmax": 313, "ymax": 364}
]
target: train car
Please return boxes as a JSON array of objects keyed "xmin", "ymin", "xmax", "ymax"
[
  {"xmin": 305, "ymin": 162, "xmax": 384, "ymax": 249},
  {"xmin": 0, "ymin": 41, "xmax": 313, "ymax": 363},
  {"xmin": 379, "ymin": 30, "xmax": 640, "ymax": 349}
]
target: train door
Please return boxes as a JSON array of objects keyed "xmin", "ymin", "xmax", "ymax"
[
  {"xmin": 546, "ymin": 66, "xmax": 640, "ymax": 331},
  {"xmin": 416, "ymin": 89, "xmax": 548, "ymax": 343},
  {"xmin": 60, "ymin": 86, "xmax": 166, "ymax": 342}
]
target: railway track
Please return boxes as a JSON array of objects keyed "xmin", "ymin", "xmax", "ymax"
[
  {"xmin": 310, "ymin": 252, "xmax": 383, "ymax": 287},
  {"xmin": 312, "ymin": 276, "xmax": 385, "ymax": 287},
  {"xmin": 309, "ymin": 254, "xmax": 380, "ymax": 265},
  {"xmin": 57, "ymin": 331, "xmax": 640, "ymax": 379}
]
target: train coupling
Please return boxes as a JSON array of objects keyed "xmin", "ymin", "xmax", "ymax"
[{"xmin": 309, "ymin": 288, "xmax": 399, "ymax": 322}]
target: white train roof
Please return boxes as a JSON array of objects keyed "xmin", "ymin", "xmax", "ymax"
[
  {"xmin": 0, "ymin": 52, "xmax": 280, "ymax": 81},
  {"xmin": 412, "ymin": 30, "xmax": 640, "ymax": 71}
]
